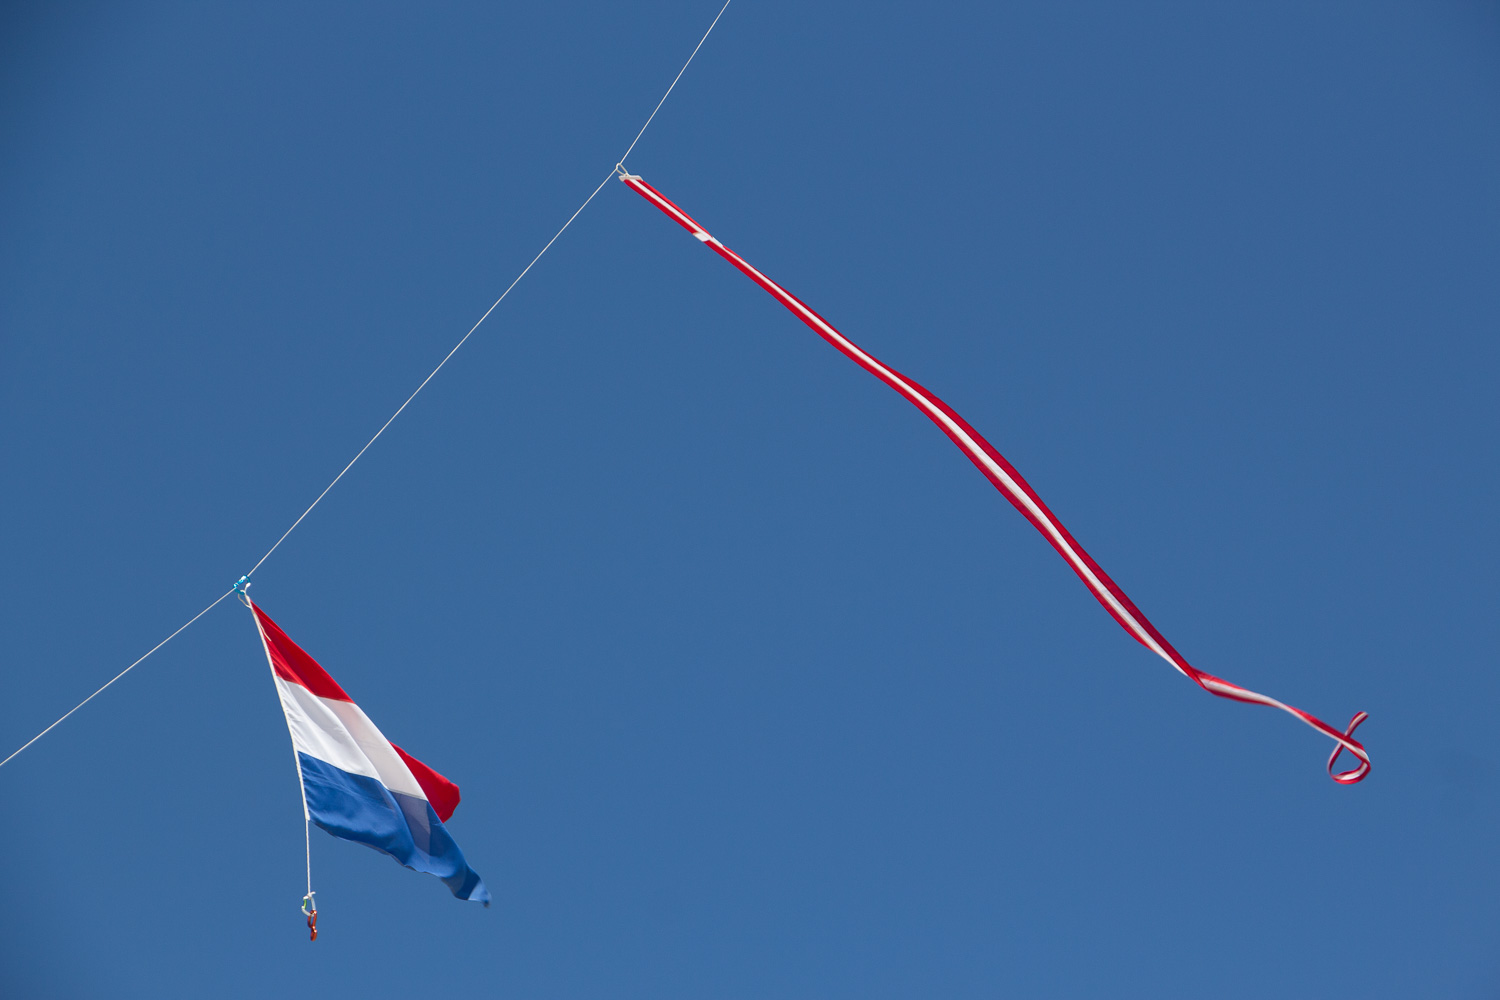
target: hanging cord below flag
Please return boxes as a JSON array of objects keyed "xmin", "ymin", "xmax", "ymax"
[
  {"xmin": 0, "ymin": 0, "xmax": 733, "ymax": 772},
  {"xmin": 238, "ymin": 581, "xmax": 319, "ymax": 941}
]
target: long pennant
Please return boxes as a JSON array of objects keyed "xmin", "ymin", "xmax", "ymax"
[{"xmin": 620, "ymin": 171, "xmax": 1369, "ymax": 783}]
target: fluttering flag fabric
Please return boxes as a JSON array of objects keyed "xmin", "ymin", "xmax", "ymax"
[
  {"xmin": 619, "ymin": 171, "xmax": 1370, "ymax": 783},
  {"xmin": 249, "ymin": 602, "xmax": 490, "ymax": 902}
]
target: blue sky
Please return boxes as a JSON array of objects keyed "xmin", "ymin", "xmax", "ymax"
[{"xmin": 2, "ymin": 2, "xmax": 1497, "ymax": 996}]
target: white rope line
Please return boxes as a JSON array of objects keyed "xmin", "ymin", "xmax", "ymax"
[
  {"xmin": 0, "ymin": 587, "xmax": 237, "ymax": 769},
  {"xmin": 0, "ymin": 1, "xmax": 735, "ymax": 772},
  {"xmin": 619, "ymin": 0, "xmax": 733, "ymax": 167},
  {"xmin": 0, "ymin": 170, "xmax": 616, "ymax": 772},
  {"xmin": 244, "ymin": 166, "xmax": 617, "ymax": 578},
  {"xmin": 250, "ymin": 0, "xmax": 732, "ymax": 577},
  {"xmin": 241, "ymin": 590, "xmax": 317, "ymax": 913}
]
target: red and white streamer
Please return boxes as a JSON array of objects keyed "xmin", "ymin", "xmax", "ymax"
[{"xmin": 621, "ymin": 171, "xmax": 1370, "ymax": 783}]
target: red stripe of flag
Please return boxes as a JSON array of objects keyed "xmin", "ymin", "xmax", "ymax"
[{"xmin": 254, "ymin": 605, "xmax": 353, "ymax": 702}]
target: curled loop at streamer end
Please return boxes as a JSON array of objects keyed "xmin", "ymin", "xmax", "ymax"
[{"xmin": 1327, "ymin": 711, "xmax": 1370, "ymax": 784}]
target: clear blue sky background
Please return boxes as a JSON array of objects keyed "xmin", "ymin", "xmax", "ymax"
[{"xmin": 2, "ymin": 2, "xmax": 1497, "ymax": 996}]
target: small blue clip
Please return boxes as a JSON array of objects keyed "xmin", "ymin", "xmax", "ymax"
[{"xmin": 233, "ymin": 575, "xmax": 250, "ymax": 595}]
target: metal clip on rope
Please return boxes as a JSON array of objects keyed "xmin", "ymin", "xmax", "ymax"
[{"xmin": 302, "ymin": 892, "xmax": 318, "ymax": 942}]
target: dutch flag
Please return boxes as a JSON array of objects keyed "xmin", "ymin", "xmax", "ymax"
[{"xmin": 250, "ymin": 603, "xmax": 489, "ymax": 905}]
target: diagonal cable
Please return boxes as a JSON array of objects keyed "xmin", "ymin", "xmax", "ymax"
[
  {"xmin": 0, "ymin": 588, "xmax": 237, "ymax": 768},
  {"xmin": 0, "ymin": 0, "xmax": 733, "ymax": 770}
]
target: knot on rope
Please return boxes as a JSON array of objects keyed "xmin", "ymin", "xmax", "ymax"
[
  {"xmin": 301, "ymin": 892, "xmax": 318, "ymax": 942},
  {"xmin": 233, "ymin": 576, "xmax": 252, "ymax": 608},
  {"xmin": 1327, "ymin": 711, "xmax": 1370, "ymax": 785}
]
